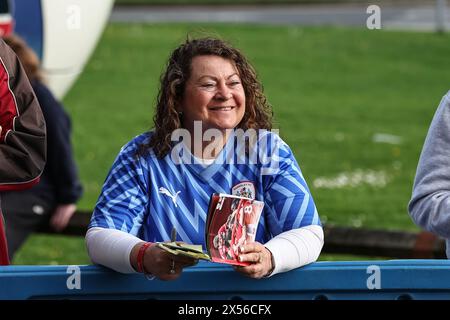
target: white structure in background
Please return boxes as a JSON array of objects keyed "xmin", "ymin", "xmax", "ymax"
[
  {"xmin": 0, "ymin": 0, "xmax": 12, "ymax": 36},
  {"xmin": 41, "ymin": 0, "xmax": 114, "ymax": 99},
  {"xmin": 436, "ymin": 0, "xmax": 448, "ymax": 32}
]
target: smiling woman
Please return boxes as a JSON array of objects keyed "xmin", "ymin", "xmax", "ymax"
[
  {"xmin": 148, "ymin": 37, "xmax": 273, "ymax": 159},
  {"xmin": 85, "ymin": 37, "xmax": 324, "ymax": 281},
  {"xmin": 180, "ymin": 55, "xmax": 246, "ymax": 136}
]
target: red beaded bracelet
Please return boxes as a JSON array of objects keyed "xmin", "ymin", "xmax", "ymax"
[{"xmin": 137, "ymin": 242, "xmax": 154, "ymax": 277}]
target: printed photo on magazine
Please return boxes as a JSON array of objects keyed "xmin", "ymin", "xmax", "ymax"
[
  {"xmin": 157, "ymin": 193, "xmax": 264, "ymax": 267},
  {"xmin": 205, "ymin": 193, "xmax": 264, "ymax": 266}
]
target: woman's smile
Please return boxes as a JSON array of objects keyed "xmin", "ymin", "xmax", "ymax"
[
  {"xmin": 209, "ymin": 106, "xmax": 236, "ymax": 111},
  {"xmin": 180, "ymin": 55, "xmax": 246, "ymax": 133}
]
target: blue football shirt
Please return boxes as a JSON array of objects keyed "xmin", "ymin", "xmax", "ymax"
[{"xmin": 89, "ymin": 130, "xmax": 321, "ymax": 247}]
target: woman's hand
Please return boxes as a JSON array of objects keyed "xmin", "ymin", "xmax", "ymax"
[
  {"xmin": 234, "ymin": 242, "xmax": 274, "ymax": 279},
  {"xmin": 132, "ymin": 242, "xmax": 198, "ymax": 281}
]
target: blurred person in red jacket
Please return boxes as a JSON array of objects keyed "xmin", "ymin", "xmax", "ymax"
[
  {"xmin": 1, "ymin": 34, "xmax": 83, "ymax": 261},
  {"xmin": 0, "ymin": 38, "xmax": 46, "ymax": 265}
]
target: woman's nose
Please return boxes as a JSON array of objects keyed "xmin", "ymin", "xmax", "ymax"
[{"xmin": 214, "ymin": 83, "xmax": 232, "ymax": 100}]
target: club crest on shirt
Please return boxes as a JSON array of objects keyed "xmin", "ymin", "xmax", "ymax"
[{"xmin": 232, "ymin": 181, "xmax": 255, "ymax": 199}]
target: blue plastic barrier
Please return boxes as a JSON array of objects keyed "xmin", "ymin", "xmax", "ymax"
[{"xmin": 1, "ymin": 260, "xmax": 450, "ymax": 300}]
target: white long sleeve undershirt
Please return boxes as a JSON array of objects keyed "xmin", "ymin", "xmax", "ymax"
[
  {"xmin": 263, "ymin": 225, "xmax": 324, "ymax": 276},
  {"xmin": 85, "ymin": 227, "xmax": 142, "ymax": 274},
  {"xmin": 85, "ymin": 225, "xmax": 324, "ymax": 276}
]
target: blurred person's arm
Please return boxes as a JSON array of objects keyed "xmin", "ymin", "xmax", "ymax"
[
  {"xmin": 31, "ymin": 82, "xmax": 82, "ymax": 230},
  {"xmin": 409, "ymin": 91, "xmax": 450, "ymax": 239},
  {"xmin": 50, "ymin": 204, "xmax": 77, "ymax": 232},
  {"xmin": 32, "ymin": 82, "xmax": 83, "ymax": 203},
  {"xmin": 0, "ymin": 39, "xmax": 46, "ymax": 190}
]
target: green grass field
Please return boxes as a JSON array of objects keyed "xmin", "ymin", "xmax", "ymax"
[{"xmin": 12, "ymin": 23, "xmax": 450, "ymax": 265}]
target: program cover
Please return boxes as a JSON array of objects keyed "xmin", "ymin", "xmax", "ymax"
[
  {"xmin": 205, "ymin": 193, "xmax": 264, "ymax": 266},
  {"xmin": 157, "ymin": 193, "xmax": 264, "ymax": 266}
]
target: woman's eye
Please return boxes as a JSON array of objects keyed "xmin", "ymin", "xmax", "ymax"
[
  {"xmin": 202, "ymin": 83, "xmax": 215, "ymax": 88},
  {"xmin": 229, "ymin": 81, "xmax": 241, "ymax": 87}
]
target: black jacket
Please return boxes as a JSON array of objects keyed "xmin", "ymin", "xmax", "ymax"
[{"xmin": 30, "ymin": 80, "xmax": 83, "ymax": 205}]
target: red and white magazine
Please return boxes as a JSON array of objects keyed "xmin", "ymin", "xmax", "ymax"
[
  {"xmin": 205, "ymin": 193, "xmax": 264, "ymax": 266},
  {"xmin": 157, "ymin": 193, "xmax": 264, "ymax": 266}
]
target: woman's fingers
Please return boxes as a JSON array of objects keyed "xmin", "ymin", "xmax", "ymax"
[
  {"xmin": 143, "ymin": 246, "xmax": 199, "ymax": 281},
  {"xmin": 239, "ymin": 242, "xmax": 260, "ymax": 254},
  {"xmin": 239, "ymin": 252, "xmax": 261, "ymax": 264},
  {"xmin": 234, "ymin": 242, "xmax": 273, "ymax": 279}
]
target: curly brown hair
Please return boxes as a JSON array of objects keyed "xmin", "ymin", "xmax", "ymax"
[{"xmin": 144, "ymin": 37, "xmax": 273, "ymax": 158}]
